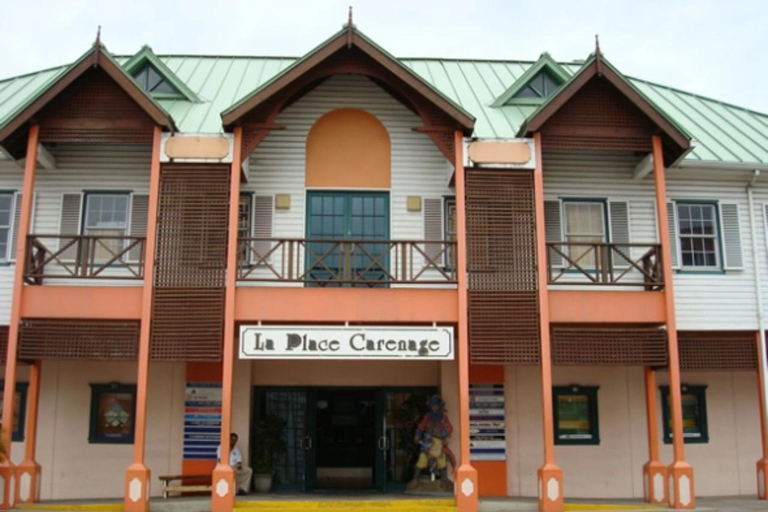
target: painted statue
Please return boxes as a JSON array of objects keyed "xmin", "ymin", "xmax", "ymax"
[{"xmin": 407, "ymin": 395, "xmax": 455, "ymax": 492}]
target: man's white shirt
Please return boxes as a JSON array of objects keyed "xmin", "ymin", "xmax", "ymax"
[{"xmin": 217, "ymin": 445, "xmax": 243, "ymax": 467}]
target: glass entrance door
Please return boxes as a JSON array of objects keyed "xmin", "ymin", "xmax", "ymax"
[
  {"xmin": 252, "ymin": 387, "xmax": 315, "ymax": 492},
  {"xmin": 305, "ymin": 192, "xmax": 390, "ymax": 286},
  {"xmin": 375, "ymin": 387, "xmax": 437, "ymax": 492}
]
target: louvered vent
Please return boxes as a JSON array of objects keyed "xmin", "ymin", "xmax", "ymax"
[
  {"xmin": 10, "ymin": 193, "xmax": 22, "ymax": 260},
  {"xmin": 466, "ymin": 169, "xmax": 540, "ymax": 364}
]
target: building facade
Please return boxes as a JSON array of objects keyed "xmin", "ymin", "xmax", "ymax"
[{"xmin": 0, "ymin": 22, "xmax": 766, "ymax": 512}]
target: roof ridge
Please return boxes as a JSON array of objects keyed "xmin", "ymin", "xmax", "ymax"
[{"xmin": 628, "ymin": 75, "xmax": 768, "ymax": 119}]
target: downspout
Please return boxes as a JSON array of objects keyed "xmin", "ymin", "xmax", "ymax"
[{"xmin": 746, "ymin": 170, "xmax": 768, "ymax": 446}]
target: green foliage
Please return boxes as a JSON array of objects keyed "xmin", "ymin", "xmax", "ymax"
[{"xmin": 252, "ymin": 414, "xmax": 287, "ymax": 474}]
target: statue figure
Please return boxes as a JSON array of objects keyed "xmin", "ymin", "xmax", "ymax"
[{"xmin": 407, "ymin": 395, "xmax": 454, "ymax": 492}]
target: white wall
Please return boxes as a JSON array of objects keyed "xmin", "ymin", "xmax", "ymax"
[
  {"xmin": 240, "ymin": 74, "xmax": 454, "ymax": 285},
  {"xmin": 504, "ymin": 365, "xmax": 763, "ymax": 499},
  {"xmin": 29, "ymin": 360, "xmax": 184, "ymax": 500},
  {"xmin": 0, "ymin": 144, "xmax": 151, "ymax": 323},
  {"xmin": 544, "ymin": 152, "xmax": 764, "ymax": 331}
]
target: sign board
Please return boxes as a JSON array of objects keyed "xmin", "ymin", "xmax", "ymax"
[
  {"xmin": 469, "ymin": 383, "xmax": 506, "ymax": 461},
  {"xmin": 239, "ymin": 325, "xmax": 454, "ymax": 360},
  {"xmin": 183, "ymin": 382, "xmax": 222, "ymax": 460}
]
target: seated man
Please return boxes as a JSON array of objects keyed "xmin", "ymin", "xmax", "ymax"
[{"xmin": 217, "ymin": 432, "xmax": 253, "ymax": 495}]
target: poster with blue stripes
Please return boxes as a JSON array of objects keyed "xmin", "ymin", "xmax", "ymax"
[
  {"xmin": 183, "ymin": 382, "xmax": 222, "ymax": 460},
  {"xmin": 469, "ymin": 383, "xmax": 506, "ymax": 461}
]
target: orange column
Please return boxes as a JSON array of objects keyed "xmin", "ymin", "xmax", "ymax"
[
  {"xmin": 453, "ymin": 130, "xmax": 479, "ymax": 512},
  {"xmin": 642, "ymin": 367, "xmax": 667, "ymax": 504},
  {"xmin": 16, "ymin": 360, "xmax": 42, "ymax": 504},
  {"xmin": 532, "ymin": 132, "xmax": 564, "ymax": 512},
  {"xmin": 124, "ymin": 126, "xmax": 162, "ymax": 512},
  {"xmin": 212, "ymin": 127, "xmax": 242, "ymax": 512},
  {"xmin": 0, "ymin": 125, "xmax": 39, "ymax": 510},
  {"xmin": 651, "ymin": 135, "xmax": 694, "ymax": 509},
  {"xmin": 756, "ymin": 331, "xmax": 768, "ymax": 499}
]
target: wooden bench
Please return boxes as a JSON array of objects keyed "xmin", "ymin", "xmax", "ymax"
[{"xmin": 158, "ymin": 474, "xmax": 212, "ymax": 498}]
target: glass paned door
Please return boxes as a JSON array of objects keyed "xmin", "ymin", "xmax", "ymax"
[
  {"xmin": 305, "ymin": 192, "xmax": 390, "ymax": 287},
  {"xmin": 252, "ymin": 387, "xmax": 314, "ymax": 492},
  {"xmin": 375, "ymin": 387, "xmax": 436, "ymax": 492}
]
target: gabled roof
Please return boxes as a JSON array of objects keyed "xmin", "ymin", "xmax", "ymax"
[
  {"xmin": 221, "ymin": 25, "xmax": 475, "ymax": 134},
  {"xmin": 123, "ymin": 45, "xmax": 200, "ymax": 103},
  {"xmin": 2, "ymin": 53, "xmax": 768, "ymax": 165},
  {"xmin": 491, "ymin": 53, "xmax": 570, "ymax": 107},
  {"xmin": 517, "ymin": 52, "xmax": 692, "ymax": 158},
  {"xmin": 0, "ymin": 42, "xmax": 176, "ymax": 144}
]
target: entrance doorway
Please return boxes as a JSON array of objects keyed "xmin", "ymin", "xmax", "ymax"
[{"xmin": 251, "ymin": 386, "xmax": 436, "ymax": 493}]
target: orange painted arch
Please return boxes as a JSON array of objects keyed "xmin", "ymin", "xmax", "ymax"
[{"xmin": 306, "ymin": 108, "xmax": 391, "ymax": 189}]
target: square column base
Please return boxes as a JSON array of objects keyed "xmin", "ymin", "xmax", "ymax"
[
  {"xmin": 212, "ymin": 464, "xmax": 236, "ymax": 512},
  {"xmin": 124, "ymin": 463, "xmax": 151, "ymax": 512},
  {"xmin": 15, "ymin": 460, "xmax": 41, "ymax": 504},
  {"xmin": 757, "ymin": 458, "xmax": 768, "ymax": 500},
  {"xmin": 642, "ymin": 460, "xmax": 667, "ymax": 504},
  {"xmin": 537, "ymin": 463, "xmax": 564, "ymax": 512},
  {"xmin": 668, "ymin": 462, "xmax": 694, "ymax": 509},
  {"xmin": 0, "ymin": 462, "xmax": 16, "ymax": 510},
  {"xmin": 455, "ymin": 464, "xmax": 478, "ymax": 512}
]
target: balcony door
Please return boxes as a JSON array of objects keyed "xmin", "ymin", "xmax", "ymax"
[{"xmin": 305, "ymin": 191, "xmax": 389, "ymax": 287}]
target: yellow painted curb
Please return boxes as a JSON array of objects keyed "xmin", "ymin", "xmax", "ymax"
[
  {"xmin": 564, "ymin": 504, "xmax": 662, "ymax": 511},
  {"xmin": 16, "ymin": 504, "xmax": 122, "ymax": 511},
  {"xmin": 235, "ymin": 499, "xmax": 455, "ymax": 509}
]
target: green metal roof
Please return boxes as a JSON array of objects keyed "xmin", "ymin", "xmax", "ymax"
[{"xmin": 1, "ymin": 51, "xmax": 767, "ymax": 165}]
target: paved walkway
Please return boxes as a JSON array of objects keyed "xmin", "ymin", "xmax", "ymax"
[{"xmin": 12, "ymin": 496, "xmax": 768, "ymax": 512}]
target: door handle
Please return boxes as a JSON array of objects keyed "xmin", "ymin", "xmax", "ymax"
[{"xmin": 303, "ymin": 436, "xmax": 313, "ymax": 450}]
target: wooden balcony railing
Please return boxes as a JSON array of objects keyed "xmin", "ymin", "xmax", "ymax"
[
  {"xmin": 237, "ymin": 238, "xmax": 457, "ymax": 286},
  {"xmin": 546, "ymin": 242, "xmax": 663, "ymax": 289},
  {"xmin": 24, "ymin": 235, "xmax": 145, "ymax": 284}
]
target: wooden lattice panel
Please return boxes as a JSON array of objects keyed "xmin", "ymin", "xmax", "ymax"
[
  {"xmin": 150, "ymin": 164, "xmax": 230, "ymax": 361},
  {"xmin": 0, "ymin": 326, "xmax": 7, "ymax": 364},
  {"xmin": 678, "ymin": 331, "xmax": 758, "ymax": 371},
  {"xmin": 18, "ymin": 319, "xmax": 138, "ymax": 361},
  {"xmin": 466, "ymin": 169, "xmax": 540, "ymax": 364},
  {"xmin": 552, "ymin": 325, "xmax": 668, "ymax": 366},
  {"xmin": 37, "ymin": 68, "xmax": 155, "ymax": 144},
  {"xmin": 540, "ymin": 77, "xmax": 656, "ymax": 153}
]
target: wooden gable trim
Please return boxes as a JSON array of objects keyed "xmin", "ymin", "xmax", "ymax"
[
  {"xmin": 221, "ymin": 29, "xmax": 474, "ymax": 134},
  {"xmin": 0, "ymin": 45, "xmax": 174, "ymax": 145},
  {"xmin": 521, "ymin": 58, "xmax": 690, "ymax": 154}
]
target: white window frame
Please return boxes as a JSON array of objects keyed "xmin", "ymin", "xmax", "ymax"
[
  {"xmin": 83, "ymin": 193, "xmax": 131, "ymax": 238},
  {"xmin": 676, "ymin": 202, "xmax": 721, "ymax": 270},
  {"xmin": 562, "ymin": 200, "xmax": 608, "ymax": 245}
]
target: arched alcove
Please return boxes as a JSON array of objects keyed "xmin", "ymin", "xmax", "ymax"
[{"xmin": 305, "ymin": 108, "xmax": 391, "ymax": 188}]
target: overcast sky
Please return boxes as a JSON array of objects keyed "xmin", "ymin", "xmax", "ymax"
[{"xmin": 1, "ymin": 0, "xmax": 766, "ymax": 113}]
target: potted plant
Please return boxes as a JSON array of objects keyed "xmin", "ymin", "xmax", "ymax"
[{"xmin": 252, "ymin": 414, "xmax": 287, "ymax": 493}]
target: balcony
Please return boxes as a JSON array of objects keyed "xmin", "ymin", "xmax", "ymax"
[
  {"xmin": 25, "ymin": 235, "xmax": 146, "ymax": 284},
  {"xmin": 237, "ymin": 238, "xmax": 457, "ymax": 287},
  {"xmin": 546, "ymin": 242, "xmax": 663, "ymax": 290}
]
